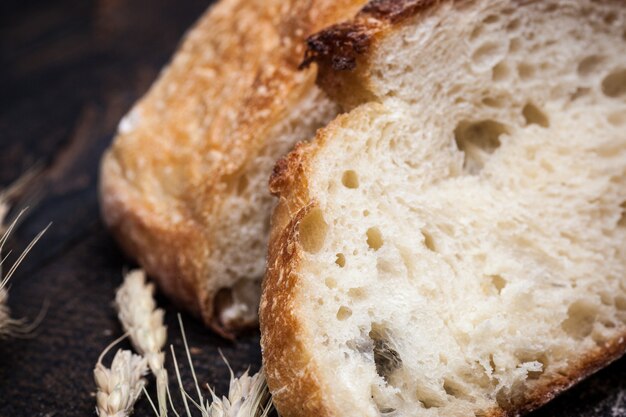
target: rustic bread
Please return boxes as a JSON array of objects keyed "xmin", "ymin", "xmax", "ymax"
[
  {"xmin": 261, "ymin": 1, "xmax": 626, "ymax": 416},
  {"xmin": 99, "ymin": 0, "xmax": 366, "ymax": 336}
]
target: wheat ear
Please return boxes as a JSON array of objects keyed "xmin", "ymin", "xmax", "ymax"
[
  {"xmin": 167, "ymin": 315, "xmax": 273, "ymax": 417},
  {"xmin": 205, "ymin": 366, "xmax": 272, "ymax": 417},
  {"xmin": 94, "ymin": 335, "xmax": 149, "ymax": 417},
  {"xmin": 115, "ymin": 269, "xmax": 168, "ymax": 416}
]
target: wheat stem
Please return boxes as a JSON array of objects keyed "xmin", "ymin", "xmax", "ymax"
[
  {"xmin": 178, "ymin": 314, "xmax": 204, "ymax": 406},
  {"xmin": 0, "ymin": 183, "xmax": 49, "ymax": 338},
  {"xmin": 171, "ymin": 344, "xmax": 194, "ymax": 417}
]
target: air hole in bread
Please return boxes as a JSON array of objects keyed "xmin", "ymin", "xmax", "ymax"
[
  {"xmin": 342, "ymin": 170, "xmax": 359, "ymax": 188},
  {"xmin": 325, "ymin": 277, "xmax": 337, "ymax": 289},
  {"xmin": 348, "ymin": 287, "xmax": 367, "ymax": 300},
  {"xmin": 454, "ymin": 120, "xmax": 508, "ymax": 173},
  {"xmin": 370, "ymin": 326, "xmax": 402, "ymax": 381},
  {"xmin": 517, "ymin": 354, "xmax": 547, "ymax": 379},
  {"xmin": 336, "ymin": 306, "xmax": 352, "ymax": 321},
  {"xmin": 518, "ymin": 63, "xmax": 535, "ymax": 80},
  {"xmin": 335, "ymin": 253, "xmax": 346, "ymax": 267},
  {"xmin": 483, "ymin": 14, "xmax": 499, "ymax": 24},
  {"xmin": 366, "ymin": 227, "xmax": 383, "ymax": 250},
  {"xmin": 561, "ymin": 301, "xmax": 597, "ymax": 339},
  {"xmin": 604, "ymin": 12, "xmax": 617, "ymax": 25},
  {"xmin": 492, "ymin": 61, "xmax": 510, "ymax": 82},
  {"xmin": 491, "ymin": 275, "xmax": 507, "ymax": 293},
  {"xmin": 544, "ymin": 3, "xmax": 558, "ymax": 12},
  {"xmin": 489, "ymin": 354, "xmax": 497, "ymax": 373},
  {"xmin": 469, "ymin": 26, "xmax": 483, "ymax": 41},
  {"xmin": 416, "ymin": 390, "xmax": 444, "ymax": 409},
  {"xmin": 213, "ymin": 287, "xmax": 233, "ymax": 319},
  {"xmin": 523, "ymin": 362, "xmax": 544, "ymax": 380},
  {"xmin": 608, "ymin": 111, "xmax": 626, "ymax": 126},
  {"xmin": 482, "ymin": 97, "xmax": 504, "ymax": 108},
  {"xmin": 577, "ymin": 55, "xmax": 605, "ymax": 76},
  {"xmin": 440, "ymin": 353, "xmax": 449, "ymax": 366},
  {"xmin": 616, "ymin": 296, "xmax": 626, "ymax": 311},
  {"xmin": 454, "ymin": 120, "xmax": 506, "ymax": 152},
  {"xmin": 506, "ymin": 18, "xmax": 520, "ymax": 32},
  {"xmin": 363, "ymin": 209, "xmax": 370, "ymax": 217},
  {"xmin": 299, "ymin": 208, "xmax": 328, "ymax": 253},
  {"xmin": 472, "ymin": 42, "xmax": 508, "ymax": 71},
  {"xmin": 602, "ymin": 69, "xmax": 626, "ymax": 97},
  {"xmin": 618, "ymin": 202, "xmax": 626, "ymax": 227},
  {"xmin": 443, "ymin": 379, "xmax": 470, "ymax": 400},
  {"xmin": 603, "ymin": 320, "xmax": 616, "ymax": 329},
  {"xmin": 422, "ymin": 230, "xmax": 436, "ymax": 252},
  {"xmin": 600, "ymin": 291, "xmax": 613, "ymax": 305},
  {"xmin": 509, "ymin": 38, "xmax": 522, "ymax": 53},
  {"xmin": 522, "ymin": 103, "xmax": 550, "ymax": 127}
]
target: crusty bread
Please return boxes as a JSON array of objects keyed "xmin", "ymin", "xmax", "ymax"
[
  {"xmin": 261, "ymin": 1, "xmax": 626, "ymax": 416},
  {"xmin": 99, "ymin": 0, "xmax": 366, "ymax": 336}
]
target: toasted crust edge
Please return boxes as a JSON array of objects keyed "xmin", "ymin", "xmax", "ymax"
[
  {"xmin": 260, "ymin": 140, "xmax": 334, "ymax": 417},
  {"xmin": 300, "ymin": 0, "xmax": 445, "ymax": 108},
  {"xmin": 302, "ymin": 0, "xmax": 439, "ymax": 71},
  {"xmin": 261, "ymin": 110, "xmax": 626, "ymax": 417}
]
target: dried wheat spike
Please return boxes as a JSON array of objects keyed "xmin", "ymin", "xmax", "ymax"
[
  {"xmin": 116, "ymin": 269, "xmax": 168, "ymax": 416},
  {"xmin": 94, "ymin": 348, "xmax": 148, "ymax": 417},
  {"xmin": 206, "ymin": 369, "xmax": 272, "ymax": 417}
]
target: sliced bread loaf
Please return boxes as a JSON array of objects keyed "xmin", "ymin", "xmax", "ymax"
[
  {"xmin": 99, "ymin": 0, "xmax": 366, "ymax": 336},
  {"xmin": 261, "ymin": 1, "xmax": 626, "ymax": 415}
]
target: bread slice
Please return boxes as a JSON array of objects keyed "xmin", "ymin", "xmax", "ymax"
[
  {"xmin": 260, "ymin": 1, "xmax": 626, "ymax": 415},
  {"xmin": 99, "ymin": 0, "xmax": 366, "ymax": 336}
]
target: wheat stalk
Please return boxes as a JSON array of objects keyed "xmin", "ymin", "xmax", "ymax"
[
  {"xmin": 167, "ymin": 315, "xmax": 273, "ymax": 417},
  {"xmin": 0, "ymin": 289, "xmax": 15, "ymax": 338},
  {"xmin": 94, "ymin": 336, "xmax": 149, "ymax": 417},
  {"xmin": 115, "ymin": 269, "xmax": 168, "ymax": 416},
  {"xmin": 0, "ymin": 168, "xmax": 47, "ymax": 338},
  {"xmin": 0, "ymin": 165, "xmax": 43, "ymax": 235}
]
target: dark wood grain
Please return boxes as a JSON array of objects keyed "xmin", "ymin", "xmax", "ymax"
[{"xmin": 0, "ymin": 1, "xmax": 624, "ymax": 416}]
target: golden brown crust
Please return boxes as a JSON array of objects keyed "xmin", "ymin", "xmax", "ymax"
[
  {"xmin": 260, "ymin": 204, "xmax": 331, "ymax": 417},
  {"xmin": 302, "ymin": 0, "xmax": 443, "ymax": 108},
  {"xmin": 302, "ymin": 0, "xmax": 441, "ymax": 70},
  {"xmin": 261, "ymin": 148, "xmax": 322, "ymax": 416},
  {"xmin": 99, "ymin": 0, "xmax": 367, "ymax": 336},
  {"xmin": 499, "ymin": 334, "xmax": 626, "ymax": 416}
]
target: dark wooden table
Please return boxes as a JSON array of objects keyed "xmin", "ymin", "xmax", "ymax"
[{"xmin": 0, "ymin": 1, "xmax": 624, "ymax": 416}]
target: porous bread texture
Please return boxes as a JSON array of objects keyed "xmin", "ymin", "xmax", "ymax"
[
  {"xmin": 208, "ymin": 85, "xmax": 339, "ymax": 328},
  {"xmin": 99, "ymin": 0, "xmax": 366, "ymax": 336},
  {"xmin": 262, "ymin": 1, "xmax": 626, "ymax": 416}
]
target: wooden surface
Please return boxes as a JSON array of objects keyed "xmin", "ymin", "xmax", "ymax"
[{"xmin": 0, "ymin": 0, "xmax": 624, "ymax": 416}]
